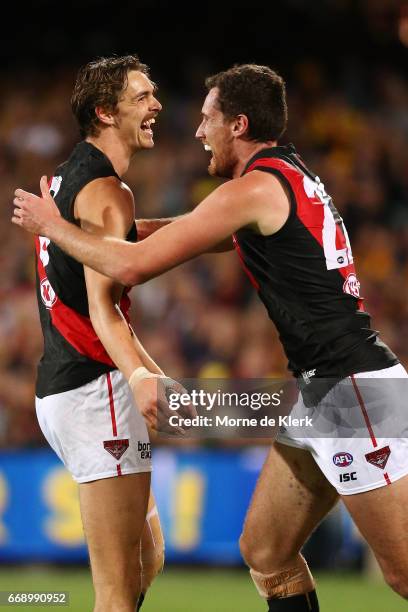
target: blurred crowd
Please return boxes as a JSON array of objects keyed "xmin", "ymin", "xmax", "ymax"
[{"xmin": 0, "ymin": 59, "xmax": 407, "ymax": 448}]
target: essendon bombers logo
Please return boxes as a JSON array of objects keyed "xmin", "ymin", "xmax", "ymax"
[
  {"xmin": 365, "ymin": 446, "xmax": 391, "ymax": 470},
  {"xmin": 103, "ymin": 439, "xmax": 129, "ymax": 460},
  {"xmin": 343, "ymin": 273, "xmax": 361, "ymax": 298},
  {"xmin": 40, "ymin": 278, "xmax": 57, "ymax": 309}
]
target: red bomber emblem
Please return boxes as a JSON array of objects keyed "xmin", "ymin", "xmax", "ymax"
[
  {"xmin": 365, "ymin": 446, "xmax": 391, "ymax": 470},
  {"xmin": 40, "ymin": 278, "xmax": 57, "ymax": 309},
  {"xmin": 103, "ymin": 439, "xmax": 129, "ymax": 460}
]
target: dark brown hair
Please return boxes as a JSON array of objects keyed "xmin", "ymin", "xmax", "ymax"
[
  {"xmin": 71, "ymin": 54, "xmax": 150, "ymax": 138},
  {"xmin": 205, "ymin": 64, "xmax": 287, "ymax": 142}
]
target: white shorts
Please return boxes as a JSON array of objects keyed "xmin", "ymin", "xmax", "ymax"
[
  {"xmin": 36, "ymin": 369, "xmax": 152, "ymax": 483},
  {"xmin": 276, "ymin": 364, "xmax": 408, "ymax": 495}
]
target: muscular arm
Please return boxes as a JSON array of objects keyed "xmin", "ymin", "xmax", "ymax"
[
  {"xmin": 136, "ymin": 217, "xmax": 233, "ymax": 251},
  {"xmin": 76, "ymin": 176, "xmax": 163, "ymax": 379},
  {"xmin": 136, "ymin": 217, "xmax": 176, "ymax": 241},
  {"xmin": 13, "ymin": 172, "xmax": 288, "ymax": 286}
]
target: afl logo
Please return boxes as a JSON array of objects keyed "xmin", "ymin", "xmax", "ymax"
[
  {"xmin": 343, "ymin": 273, "xmax": 360, "ymax": 298},
  {"xmin": 40, "ymin": 278, "xmax": 57, "ymax": 309},
  {"xmin": 333, "ymin": 452, "xmax": 353, "ymax": 467}
]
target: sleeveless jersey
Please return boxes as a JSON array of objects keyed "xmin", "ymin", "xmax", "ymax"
[
  {"xmin": 35, "ymin": 141, "xmax": 137, "ymax": 398},
  {"xmin": 233, "ymin": 145, "xmax": 397, "ymax": 404}
]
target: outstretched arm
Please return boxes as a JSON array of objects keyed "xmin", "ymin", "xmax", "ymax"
[
  {"xmin": 136, "ymin": 216, "xmax": 233, "ymax": 251},
  {"xmin": 136, "ymin": 217, "xmax": 176, "ymax": 241},
  {"xmin": 13, "ymin": 172, "xmax": 287, "ymax": 286}
]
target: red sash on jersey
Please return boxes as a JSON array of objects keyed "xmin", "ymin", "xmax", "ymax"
[{"xmin": 35, "ymin": 235, "xmax": 131, "ymax": 366}]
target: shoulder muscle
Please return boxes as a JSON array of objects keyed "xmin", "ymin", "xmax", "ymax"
[
  {"xmin": 190, "ymin": 170, "xmax": 289, "ymax": 236},
  {"xmin": 75, "ymin": 176, "xmax": 134, "ymax": 239}
]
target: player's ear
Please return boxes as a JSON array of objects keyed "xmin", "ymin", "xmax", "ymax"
[
  {"xmin": 95, "ymin": 106, "xmax": 116, "ymax": 128},
  {"xmin": 232, "ymin": 114, "xmax": 249, "ymax": 138}
]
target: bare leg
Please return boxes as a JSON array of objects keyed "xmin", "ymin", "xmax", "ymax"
[
  {"xmin": 240, "ymin": 442, "xmax": 338, "ymax": 606},
  {"xmin": 79, "ymin": 472, "xmax": 150, "ymax": 612},
  {"xmin": 342, "ymin": 474, "xmax": 408, "ymax": 599},
  {"xmin": 139, "ymin": 492, "xmax": 165, "ymax": 603}
]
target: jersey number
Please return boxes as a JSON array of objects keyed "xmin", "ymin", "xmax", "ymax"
[
  {"xmin": 39, "ymin": 236, "xmax": 51, "ymax": 267},
  {"xmin": 322, "ymin": 195, "xmax": 353, "ymax": 271},
  {"xmin": 305, "ymin": 175, "xmax": 353, "ymax": 271}
]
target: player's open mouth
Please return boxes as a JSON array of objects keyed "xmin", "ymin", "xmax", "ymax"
[
  {"xmin": 203, "ymin": 143, "xmax": 214, "ymax": 164},
  {"xmin": 141, "ymin": 118, "xmax": 156, "ymax": 134}
]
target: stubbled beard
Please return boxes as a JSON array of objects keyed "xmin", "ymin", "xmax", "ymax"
[{"xmin": 208, "ymin": 154, "xmax": 234, "ymax": 179}]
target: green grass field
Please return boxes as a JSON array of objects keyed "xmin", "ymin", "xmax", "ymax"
[{"xmin": 0, "ymin": 567, "xmax": 406, "ymax": 611}]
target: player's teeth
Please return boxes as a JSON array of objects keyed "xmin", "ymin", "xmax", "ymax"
[
  {"xmin": 150, "ymin": 118, "xmax": 155, "ymax": 124},
  {"xmin": 204, "ymin": 144, "xmax": 212, "ymax": 151}
]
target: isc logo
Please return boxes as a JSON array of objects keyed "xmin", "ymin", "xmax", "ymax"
[
  {"xmin": 340, "ymin": 472, "xmax": 357, "ymax": 483},
  {"xmin": 333, "ymin": 452, "xmax": 353, "ymax": 467}
]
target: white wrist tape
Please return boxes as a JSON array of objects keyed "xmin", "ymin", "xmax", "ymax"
[{"xmin": 128, "ymin": 366, "xmax": 157, "ymax": 389}]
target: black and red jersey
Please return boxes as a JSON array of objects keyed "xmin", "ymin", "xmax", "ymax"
[
  {"xmin": 233, "ymin": 145, "xmax": 397, "ymax": 403},
  {"xmin": 35, "ymin": 141, "xmax": 136, "ymax": 398}
]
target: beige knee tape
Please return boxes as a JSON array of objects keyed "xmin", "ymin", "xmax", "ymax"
[{"xmin": 250, "ymin": 555, "xmax": 315, "ymax": 599}]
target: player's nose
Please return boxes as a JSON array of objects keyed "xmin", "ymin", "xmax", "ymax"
[
  {"xmin": 152, "ymin": 96, "xmax": 162, "ymax": 112},
  {"xmin": 195, "ymin": 121, "xmax": 204, "ymax": 139}
]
